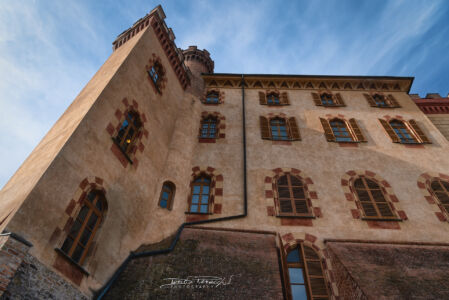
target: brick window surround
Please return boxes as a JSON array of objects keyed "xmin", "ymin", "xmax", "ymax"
[
  {"xmin": 106, "ymin": 98, "xmax": 148, "ymax": 169},
  {"xmin": 417, "ymin": 172, "xmax": 449, "ymax": 222},
  {"xmin": 341, "ymin": 170, "xmax": 407, "ymax": 230},
  {"xmin": 320, "ymin": 114, "xmax": 366, "ymax": 146},
  {"xmin": 201, "ymin": 89, "xmax": 225, "ymax": 105},
  {"xmin": 198, "ymin": 111, "xmax": 226, "ymax": 143},
  {"xmin": 260, "ymin": 113, "xmax": 301, "ymax": 145},
  {"xmin": 280, "ymin": 233, "xmax": 338, "ymax": 298},
  {"xmin": 49, "ymin": 176, "xmax": 108, "ymax": 285},
  {"xmin": 264, "ymin": 168, "xmax": 321, "ymax": 226},
  {"xmin": 186, "ymin": 166, "xmax": 223, "ymax": 222},
  {"xmin": 379, "ymin": 115, "xmax": 431, "ymax": 145},
  {"xmin": 145, "ymin": 54, "xmax": 167, "ymax": 94}
]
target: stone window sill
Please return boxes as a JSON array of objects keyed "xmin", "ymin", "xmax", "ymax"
[{"xmin": 54, "ymin": 248, "xmax": 90, "ymax": 276}]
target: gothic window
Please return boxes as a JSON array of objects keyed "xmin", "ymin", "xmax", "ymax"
[
  {"xmin": 189, "ymin": 176, "xmax": 211, "ymax": 213},
  {"xmin": 205, "ymin": 91, "xmax": 219, "ymax": 104},
  {"xmin": 270, "ymin": 118, "xmax": 289, "ymax": 141},
  {"xmin": 353, "ymin": 177, "xmax": 396, "ymax": 219},
  {"xmin": 200, "ymin": 117, "xmax": 218, "ymax": 139},
  {"xmin": 159, "ymin": 181, "xmax": 175, "ymax": 210},
  {"xmin": 430, "ymin": 179, "xmax": 449, "ymax": 214},
  {"xmin": 115, "ymin": 111, "xmax": 142, "ymax": 156},
  {"xmin": 320, "ymin": 93, "xmax": 334, "ymax": 106},
  {"xmin": 277, "ymin": 174, "xmax": 310, "ymax": 216},
  {"xmin": 379, "ymin": 118, "xmax": 431, "ymax": 144},
  {"xmin": 389, "ymin": 120, "xmax": 416, "ymax": 143},
  {"xmin": 60, "ymin": 190, "xmax": 106, "ymax": 264},
  {"xmin": 267, "ymin": 93, "xmax": 280, "ymax": 105},
  {"xmin": 260, "ymin": 116, "xmax": 301, "ymax": 141},
  {"xmin": 285, "ymin": 244, "xmax": 329, "ymax": 299}
]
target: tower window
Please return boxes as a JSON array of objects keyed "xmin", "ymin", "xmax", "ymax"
[
  {"xmin": 205, "ymin": 91, "xmax": 219, "ymax": 104},
  {"xmin": 200, "ymin": 117, "xmax": 218, "ymax": 139},
  {"xmin": 159, "ymin": 181, "xmax": 175, "ymax": 210},
  {"xmin": 60, "ymin": 190, "xmax": 105, "ymax": 264},
  {"xmin": 277, "ymin": 174, "xmax": 310, "ymax": 216},
  {"xmin": 285, "ymin": 244, "xmax": 329, "ymax": 299},
  {"xmin": 189, "ymin": 176, "xmax": 211, "ymax": 213},
  {"xmin": 354, "ymin": 177, "xmax": 396, "ymax": 219},
  {"xmin": 115, "ymin": 111, "xmax": 142, "ymax": 155},
  {"xmin": 330, "ymin": 119, "xmax": 353, "ymax": 142}
]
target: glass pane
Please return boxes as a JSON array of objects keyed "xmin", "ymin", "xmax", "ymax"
[
  {"xmin": 77, "ymin": 206, "xmax": 89, "ymax": 221},
  {"xmin": 96, "ymin": 199, "xmax": 103, "ymax": 211},
  {"xmin": 202, "ymin": 186, "xmax": 209, "ymax": 194},
  {"xmin": 72, "ymin": 245, "xmax": 84, "ymax": 263},
  {"xmin": 287, "ymin": 249, "xmax": 300, "ymax": 263},
  {"xmin": 190, "ymin": 205, "xmax": 198, "ymax": 213},
  {"xmin": 162, "ymin": 191, "xmax": 169, "ymax": 200},
  {"xmin": 201, "ymin": 195, "xmax": 209, "ymax": 204},
  {"xmin": 193, "ymin": 186, "xmax": 201, "ymax": 194},
  {"xmin": 69, "ymin": 220, "xmax": 82, "ymax": 237},
  {"xmin": 87, "ymin": 213, "xmax": 98, "ymax": 229},
  {"xmin": 289, "ymin": 268, "xmax": 305, "ymax": 284},
  {"xmin": 80, "ymin": 229, "xmax": 92, "ymax": 246},
  {"xmin": 87, "ymin": 191, "xmax": 96, "ymax": 202},
  {"xmin": 192, "ymin": 195, "xmax": 199, "ymax": 204},
  {"xmin": 160, "ymin": 199, "xmax": 167, "ymax": 208},
  {"xmin": 61, "ymin": 237, "xmax": 73, "ymax": 254},
  {"xmin": 203, "ymin": 178, "xmax": 210, "ymax": 183},
  {"xmin": 200, "ymin": 205, "xmax": 208, "ymax": 213},
  {"xmin": 291, "ymin": 285, "xmax": 308, "ymax": 300}
]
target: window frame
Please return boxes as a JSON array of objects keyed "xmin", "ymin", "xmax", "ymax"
[
  {"xmin": 114, "ymin": 111, "xmax": 142, "ymax": 158},
  {"xmin": 275, "ymin": 174, "xmax": 312, "ymax": 217},
  {"xmin": 199, "ymin": 116, "xmax": 219, "ymax": 139},
  {"xmin": 205, "ymin": 91, "xmax": 220, "ymax": 104},
  {"xmin": 188, "ymin": 175, "xmax": 212, "ymax": 214},
  {"xmin": 389, "ymin": 120, "xmax": 418, "ymax": 144},
  {"xmin": 270, "ymin": 117, "xmax": 290, "ymax": 141},
  {"xmin": 329, "ymin": 119, "xmax": 355, "ymax": 142},
  {"xmin": 60, "ymin": 190, "xmax": 105, "ymax": 265},
  {"xmin": 267, "ymin": 92, "xmax": 281, "ymax": 105},
  {"xmin": 430, "ymin": 179, "xmax": 449, "ymax": 216},
  {"xmin": 158, "ymin": 181, "xmax": 176, "ymax": 210},
  {"xmin": 147, "ymin": 61, "xmax": 164, "ymax": 93}
]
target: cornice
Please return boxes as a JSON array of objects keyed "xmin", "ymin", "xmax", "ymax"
[{"xmin": 203, "ymin": 74, "xmax": 413, "ymax": 93}]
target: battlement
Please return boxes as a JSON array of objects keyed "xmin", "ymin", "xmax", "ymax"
[
  {"xmin": 182, "ymin": 46, "xmax": 214, "ymax": 74},
  {"xmin": 411, "ymin": 93, "xmax": 449, "ymax": 114}
]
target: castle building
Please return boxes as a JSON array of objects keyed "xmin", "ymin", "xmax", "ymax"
[{"xmin": 1, "ymin": 5, "xmax": 449, "ymax": 300}]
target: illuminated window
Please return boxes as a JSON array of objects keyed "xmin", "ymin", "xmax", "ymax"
[{"xmin": 115, "ymin": 111, "xmax": 142, "ymax": 155}]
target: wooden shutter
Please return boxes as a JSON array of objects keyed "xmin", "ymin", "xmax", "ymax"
[
  {"xmin": 260, "ymin": 116, "xmax": 270, "ymax": 139},
  {"xmin": 280, "ymin": 92, "xmax": 289, "ymax": 105},
  {"xmin": 378, "ymin": 119, "xmax": 400, "ymax": 143},
  {"xmin": 335, "ymin": 93, "xmax": 346, "ymax": 106},
  {"xmin": 312, "ymin": 93, "xmax": 322, "ymax": 106},
  {"xmin": 288, "ymin": 117, "xmax": 301, "ymax": 141},
  {"xmin": 349, "ymin": 118, "xmax": 366, "ymax": 142},
  {"xmin": 259, "ymin": 91, "xmax": 267, "ymax": 105},
  {"xmin": 387, "ymin": 94, "xmax": 401, "ymax": 108},
  {"xmin": 278, "ymin": 236, "xmax": 292, "ymax": 299},
  {"xmin": 364, "ymin": 93, "xmax": 376, "ymax": 107},
  {"xmin": 302, "ymin": 245, "xmax": 329, "ymax": 299},
  {"xmin": 409, "ymin": 119, "xmax": 431, "ymax": 143},
  {"xmin": 320, "ymin": 118, "xmax": 335, "ymax": 142}
]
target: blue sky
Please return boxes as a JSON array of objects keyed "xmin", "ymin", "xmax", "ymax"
[{"xmin": 0, "ymin": 0, "xmax": 448, "ymax": 188}]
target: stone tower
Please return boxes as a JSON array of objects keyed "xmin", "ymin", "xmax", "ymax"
[{"xmin": 182, "ymin": 46, "xmax": 214, "ymax": 96}]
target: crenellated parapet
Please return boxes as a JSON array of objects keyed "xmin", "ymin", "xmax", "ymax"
[
  {"xmin": 182, "ymin": 46, "xmax": 214, "ymax": 74},
  {"xmin": 112, "ymin": 5, "xmax": 190, "ymax": 90},
  {"xmin": 411, "ymin": 93, "xmax": 449, "ymax": 114}
]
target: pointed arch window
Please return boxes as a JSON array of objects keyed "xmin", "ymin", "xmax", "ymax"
[
  {"xmin": 189, "ymin": 176, "xmax": 211, "ymax": 213},
  {"xmin": 159, "ymin": 181, "xmax": 175, "ymax": 210},
  {"xmin": 285, "ymin": 244, "xmax": 329, "ymax": 299},
  {"xmin": 60, "ymin": 190, "xmax": 106, "ymax": 264},
  {"xmin": 430, "ymin": 179, "xmax": 449, "ymax": 214},
  {"xmin": 115, "ymin": 111, "xmax": 142, "ymax": 156},
  {"xmin": 354, "ymin": 177, "xmax": 396, "ymax": 219},
  {"xmin": 277, "ymin": 174, "xmax": 310, "ymax": 216},
  {"xmin": 205, "ymin": 91, "xmax": 220, "ymax": 104},
  {"xmin": 200, "ymin": 117, "xmax": 218, "ymax": 139}
]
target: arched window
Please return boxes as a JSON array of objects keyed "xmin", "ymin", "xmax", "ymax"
[
  {"xmin": 320, "ymin": 93, "xmax": 334, "ymax": 106},
  {"xmin": 270, "ymin": 118, "xmax": 289, "ymax": 140},
  {"xmin": 205, "ymin": 91, "xmax": 219, "ymax": 104},
  {"xmin": 115, "ymin": 111, "xmax": 142, "ymax": 155},
  {"xmin": 189, "ymin": 175, "xmax": 211, "ymax": 213},
  {"xmin": 372, "ymin": 94, "xmax": 387, "ymax": 107},
  {"xmin": 430, "ymin": 179, "xmax": 449, "ymax": 214},
  {"xmin": 329, "ymin": 119, "xmax": 353, "ymax": 142},
  {"xmin": 286, "ymin": 244, "xmax": 329, "ymax": 299},
  {"xmin": 267, "ymin": 93, "xmax": 280, "ymax": 105},
  {"xmin": 159, "ymin": 181, "xmax": 175, "ymax": 210},
  {"xmin": 389, "ymin": 120, "xmax": 416, "ymax": 143},
  {"xmin": 277, "ymin": 174, "xmax": 310, "ymax": 216},
  {"xmin": 354, "ymin": 177, "xmax": 395, "ymax": 218},
  {"xmin": 200, "ymin": 117, "xmax": 218, "ymax": 138},
  {"xmin": 61, "ymin": 190, "xmax": 106, "ymax": 264}
]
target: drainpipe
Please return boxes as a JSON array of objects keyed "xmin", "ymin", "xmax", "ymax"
[{"xmin": 95, "ymin": 74, "xmax": 248, "ymax": 299}]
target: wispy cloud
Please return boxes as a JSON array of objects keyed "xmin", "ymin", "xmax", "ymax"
[{"xmin": 0, "ymin": 0, "xmax": 448, "ymax": 187}]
